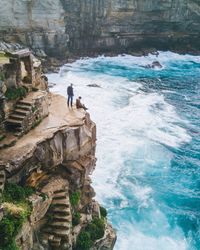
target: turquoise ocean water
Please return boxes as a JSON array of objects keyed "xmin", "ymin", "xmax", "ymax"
[{"xmin": 48, "ymin": 52, "xmax": 200, "ymax": 250}]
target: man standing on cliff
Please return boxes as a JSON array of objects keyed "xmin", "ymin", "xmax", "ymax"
[{"xmin": 67, "ymin": 83, "xmax": 74, "ymax": 108}]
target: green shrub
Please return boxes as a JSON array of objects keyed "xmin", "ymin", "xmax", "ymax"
[
  {"xmin": 75, "ymin": 218, "xmax": 105, "ymax": 249},
  {"xmin": 75, "ymin": 231, "xmax": 93, "ymax": 250},
  {"xmin": 0, "ymin": 183, "xmax": 34, "ymax": 249},
  {"xmin": 100, "ymin": 206, "xmax": 107, "ymax": 218},
  {"xmin": 24, "ymin": 186, "xmax": 35, "ymax": 197},
  {"xmin": 85, "ymin": 217, "xmax": 105, "ymax": 241},
  {"xmin": 5, "ymin": 87, "xmax": 27, "ymax": 101},
  {"xmin": 0, "ymin": 212, "xmax": 25, "ymax": 249},
  {"xmin": 70, "ymin": 191, "xmax": 81, "ymax": 207},
  {"xmin": 72, "ymin": 212, "xmax": 81, "ymax": 226},
  {"xmin": 3, "ymin": 183, "xmax": 34, "ymax": 203},
  {"xmin": 0, "ymin": 240, "xmax": 20, "ymax": 250}
]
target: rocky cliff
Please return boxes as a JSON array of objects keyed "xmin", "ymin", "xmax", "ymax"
[
  {"xmin": 0, "ymin": 50, "xmax": 116, "ymax": 249},
  {"xmin": 0, "ymin": 93, "xmax": 116, "ymax": 250},
  {"xmin": 0, "ymin": 0, "xmax": 200, "ymax": 58}
]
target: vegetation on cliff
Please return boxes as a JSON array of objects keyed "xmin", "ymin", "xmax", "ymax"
[
  {"xmin": 75, "ymin": 217, "xmax": 105, "ymax": 250},
  {"xmin": 70, "ymin": 191, "xmax": 81, "ymax": 207},
  {"xmin": 0, "ymin": 183, "xmax": 34, "ymax": 250},
  {"xmin": 100, "ymin": 206, "xmax": 107, "ymax": 218},
  {"xmin": 5, "ymin": 87, "xmax": 27, "ymax": 101}
]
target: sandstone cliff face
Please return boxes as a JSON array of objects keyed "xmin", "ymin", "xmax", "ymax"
[
  {"xmin": 0, "ymin": 94, "xmax": 116, "ymax": 249},
  {"xmin": 0, "ymin": 0, "xmax": 200, "ymax": 57}
]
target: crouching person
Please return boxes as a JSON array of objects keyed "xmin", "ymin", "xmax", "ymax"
[{"xmin": 76, "ymin": 96, "xmax": 88, "ymax": 111}]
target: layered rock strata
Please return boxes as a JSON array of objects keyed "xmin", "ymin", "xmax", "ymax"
[
  {"xmin": 0, "ymin": 93, "xmax": 116, "ymax": 249},
  {"xmin": 0, "ymin": 0, "xmax": 200, "ymax": 57}
]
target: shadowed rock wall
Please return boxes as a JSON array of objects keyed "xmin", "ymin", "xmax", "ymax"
[{"xmin": 0, "ymin": 0, "xmax": 200, "ymax": 57}]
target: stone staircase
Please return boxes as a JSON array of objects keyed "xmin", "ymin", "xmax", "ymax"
[
  {"xmin": 43, "ymin": 188, "xmax": 72, "ymax": 249},
  {"xmin": 5, "ymin": 100, "xmax": 33, "ymax": 136}
]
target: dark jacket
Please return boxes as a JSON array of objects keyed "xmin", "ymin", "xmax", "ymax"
[
  {"xmin": 76, "ymin": 98, "xmax": 83, "ymax": 109},
  {"xmin": 67, "ymin": 86, "xmax": 74, "ymax": 96}
]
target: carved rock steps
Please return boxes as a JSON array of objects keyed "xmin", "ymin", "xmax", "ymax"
[
  {"xmin": 5, "ymin": 101, "xmax": 33, "ymax": 134},
  {"xmin": 43, "ymin": 188, "xmax": 72, "ymax": 249},
  {"xmin": 5, "ymin": 100, "xmax": 35, "ymax": 137},
  {"xmin": 14, "ymin": 108, "xmax": 29, "ymax": 116}
]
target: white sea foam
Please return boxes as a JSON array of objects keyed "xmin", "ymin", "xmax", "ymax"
[
  {"xmin": 116, "ymin": 224, "xmax": 188, "ymax": 250},
  {"xmin": 47, "ymin": 52, "xmax": 194, "ymax": 250}
]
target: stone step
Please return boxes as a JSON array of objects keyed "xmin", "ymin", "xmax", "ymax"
[
  {"xmin": 51, "ymin": 207, "xmax": 71, "ymax": 215},
  {"xmin": 18, "ymin": 100, "xmax": 33, "ymax": 106},
  {"xmin": 16, "ymin": 104, "xmax": 31, "ymax": 111},
  {"xmin": 52, "ymin": 198, "xmax": 70, "ymax": 207},
  {"xmin": 41, "ymin": 233, "xmax": 50, "ymax": 241},
  {"xmin": 50, "ymin": 221, "xmax": 70, "ymax": 229},
  {"xmin": 49, "ymin": 235, "xmax": 61, "ymax": 242},
  {"xmin": 54, "ymin": 188, "xmax": 68, "ymax": 194},
  {"xmin": 9, "ymin": 114, "xmax": 25, "ymax": 121},
  {"xmin": 53, "ymin": 214, "xmax": 71, "ymax": 221},
  {"xmin": 44, "ymin": 227, "xmax": 70, "ymax": 237},
  {"xmin": 6, "ymin": 118, "xmax": 22, "ymax": 125},
  {"xmin": 50, "ymin": 242, "xmax": 60, "ymax": 248},
  {"xmin": 53, "ymin": 191, "xmax": 67, "ymax": 199},
  {"xmin": 14, "ymin": 109, "xmax": 29, "ymax": 116},
  {"xmin": 49, "ymin": 236, "xmax": 61, "ymax": 244}
]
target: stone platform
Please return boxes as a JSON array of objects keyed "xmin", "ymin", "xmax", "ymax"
[{"xmin": 0, "ymin": 93, "xmax": 93, "ymax": 179}]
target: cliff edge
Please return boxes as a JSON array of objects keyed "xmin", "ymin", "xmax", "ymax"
[{"xmin": 0, "ymin": 51, "xmax": 116, "ymax": 250}]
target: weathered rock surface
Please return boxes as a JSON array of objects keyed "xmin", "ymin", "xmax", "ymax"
[
  {"xmin": 0, "ymin": 93, "xmax": 116, "ymax": 249},
  {"xmin": 0, "ymin": 0, "xmax": 200, "ymax": 57}
]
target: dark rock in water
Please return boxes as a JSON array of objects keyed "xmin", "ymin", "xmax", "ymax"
[
  {"xmin": 87, "ymin": 84, "xmax": 101, "ymax": 88},
  {"xmin": 152, "ymin": 61, "xmax": 162, "ymax": 68},
  {"xmin": 144, "ymin": 61, "xmax": 163, "ymax": 69}
]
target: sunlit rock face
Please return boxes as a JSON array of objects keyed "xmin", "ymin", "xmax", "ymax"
[
  {"xmin": 0, "ymin": 0, "xmax": 200, "ymax": 56},
  {"xmin": 0, "ymin": 93, "xmax": 116, "ymax": 249}
]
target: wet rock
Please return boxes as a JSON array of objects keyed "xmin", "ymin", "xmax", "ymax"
[
  {"xmin": 152, "ymin": 61, "xmax": 162, "ymax": 68},
  {"xmin": 144, "ymin": 61, "xmax": 163, "ymax": 69},
  {"xmin": 87, "ymin": 84, "xmax": 101, "ymax": 88}
]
